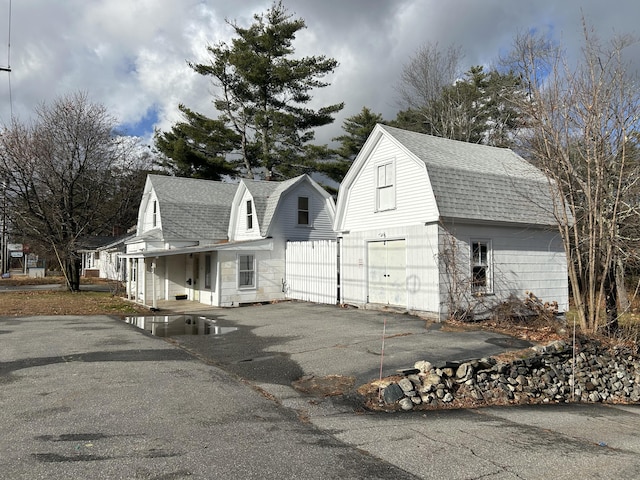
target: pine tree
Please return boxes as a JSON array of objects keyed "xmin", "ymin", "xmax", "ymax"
[
  {"xmin": 189, "ymin": 1, "xmax": 343, "ymax": 179},
  {"xmin": 154, "ymin": 104, "xmax": 239, "ymax": 180}
]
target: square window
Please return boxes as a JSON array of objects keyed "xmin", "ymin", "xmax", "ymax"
[
  {"xmin": 238, "ymin": 254, "xmax": 255, "ymax": 289},
  {"xmin": 297, "ymin": 196, "xmax": 309, "ymax": 225}
]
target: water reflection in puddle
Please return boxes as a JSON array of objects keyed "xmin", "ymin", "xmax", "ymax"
[{"xmin": 122, "ymin": 315, "xmax": 238, "ymax": 338}]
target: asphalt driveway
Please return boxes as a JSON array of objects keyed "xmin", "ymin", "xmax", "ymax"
[
  {"xmin": 4, "ymin": 302, "xmax": 640, "ymax": 479},
  {"xmin": 146, "ymin": 301, "xmax": 530, "ymax": 393}
]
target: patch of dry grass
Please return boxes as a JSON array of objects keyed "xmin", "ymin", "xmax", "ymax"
[{"xmin": 0, "ymin": 290, "xmax": 148, "ymax": 316}]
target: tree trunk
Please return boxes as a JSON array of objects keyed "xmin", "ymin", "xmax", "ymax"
[
  {"xmin": 604, "ymin": 264, "xmax": 619, "ymax": 335},
  {"xmin": 65, "ymin": 257, "xmax": 81, "ymax": 292}
]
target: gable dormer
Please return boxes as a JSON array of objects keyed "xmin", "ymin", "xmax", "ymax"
[
  {"xmin": 136, "ymin": 177, "xmax": 162, "ymax": 236},
  {"xmin": 229, "ymin": 181, "xmax": 263, "ymax": 241}
]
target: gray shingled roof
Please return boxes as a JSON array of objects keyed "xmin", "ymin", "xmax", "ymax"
[
  {"xmin": 381, "ymin": 125, "xmax": 557, "ymax": 226},
  {"xmin": 148, "ymin": 175, "xmax": 238, "ymax": 240},
  {"xmin": 243, "ymin": 176, "xmax": 302, "ymax": 236}
]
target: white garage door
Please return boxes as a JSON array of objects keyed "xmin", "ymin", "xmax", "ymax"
[{"xmin": 367, "ymin": 239, "xmax": 407, "ymax": 307}]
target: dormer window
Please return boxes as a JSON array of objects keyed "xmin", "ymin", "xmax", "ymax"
[
  {"xmin": 246, "ymin": 200, "xmax": 253, "ymax": 230},
  {"xmin": 297, "ymin": 196, "xmax": 309, "ymax": 225},
  {"xmin": 152, "ymin": 201, "xmax": 157, "ymax": 227}
]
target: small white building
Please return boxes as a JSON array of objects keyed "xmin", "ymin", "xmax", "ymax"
[
  {"xmin": 334, "ymin": 124, "xmax": 568, "ymax": 319},
  {"xmin": 124, "ymin": 174, "xmax": 336, "ymax": 308}
]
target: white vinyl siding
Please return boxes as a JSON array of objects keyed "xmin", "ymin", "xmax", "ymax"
[
  {"xmin": 441, "ymin": 224, "xmax": 568, "ymax": 314},
  {"xmin": 234, "ymin": 190, "xmax": 262, "ymax": 241},
  {"xmin": 141, "ymin": 191, "xmax": 161, "ymax": 233},
  {"xmin": 269, "ymin": 184, "xmax": 336, "ymax": 241},
  {"xmin": 340, "ymin": 136, "xmax": 438, "ymax": 232},
  {"xmin": 375, "ymin": 162, "xmax": 395, "ymax": 211}
]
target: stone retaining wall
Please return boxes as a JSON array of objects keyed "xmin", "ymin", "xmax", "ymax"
[{"xmin": 380, "ymin": 340, "xmax": 640, "ymax": 411}]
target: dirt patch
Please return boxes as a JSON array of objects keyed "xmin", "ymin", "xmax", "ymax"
[{"xmin": 292, "ymin": 375, "xmax": 356, "ymax": 397}]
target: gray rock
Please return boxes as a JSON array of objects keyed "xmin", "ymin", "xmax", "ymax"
[
  {"xmin": 399, "ymin": 397, "xmax": 414, "ymax": 411},
  {"xmin": 382, "ymin": 383, "xmax": 405, "ymax": 404},
  {"xmin": 398, "ymin": 378, "xmax": 414, "ymax": 392}
]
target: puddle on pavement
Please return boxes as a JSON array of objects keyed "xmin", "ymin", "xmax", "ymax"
[{"xmin": 122, "ymin": 315, "xmax": 238, "ymax": 338}]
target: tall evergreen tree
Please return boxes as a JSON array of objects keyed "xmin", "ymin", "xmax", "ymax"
[
  {"xmin": 189, "ymin": 1, "xmax": 343, "ymax": 179},
  {"xmin": 154, "ymin": 104, "xmax": 239, "ymax": 180},
  {"xmin": 317, "ymin": 107, "xmax": 384, "ymax": 184}
]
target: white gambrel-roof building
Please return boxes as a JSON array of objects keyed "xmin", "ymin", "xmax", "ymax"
[{"xmin": 335, "ymin": 124, "xmax": 568, "ymax": 319}]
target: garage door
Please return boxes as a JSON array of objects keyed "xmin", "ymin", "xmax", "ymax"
[{"xmin": 367, "ymin": 239, "xmax": 407, "ymax": 306}]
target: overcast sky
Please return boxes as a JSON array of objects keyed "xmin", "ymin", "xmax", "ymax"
[{"xmin": 1, "ymin": 0, "xmax": 639, "ymax": 146}]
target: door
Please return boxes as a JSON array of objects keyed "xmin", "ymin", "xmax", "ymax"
[{"xmin": 367, "ymin": 239, "xmax": 407, "ymax": 306}]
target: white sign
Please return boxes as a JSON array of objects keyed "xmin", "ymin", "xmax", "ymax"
[{"xmin": 8, "ymin": 243, "xmax": 22, "ymax": 251}]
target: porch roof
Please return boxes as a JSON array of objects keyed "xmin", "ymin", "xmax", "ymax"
[{"xmin": 121, "ymin": 238, "xmax": 273, "ymax": 258}]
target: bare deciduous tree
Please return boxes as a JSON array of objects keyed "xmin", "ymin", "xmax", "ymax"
[
  {"xmin": 397, "ymin": 42, "xmax": 464, "ymax": 112},
  {"xmin": 504, "ymin": 23, "xmax": 640, "ymax": 334},
  {"xmin": 0, "ymin": 92, "xmax": 140, "ymax": 290}
]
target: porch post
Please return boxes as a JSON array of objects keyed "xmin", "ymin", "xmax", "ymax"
[{"xmin": 151, "ymin": 257, "xmax": 158, "ymax": 310}]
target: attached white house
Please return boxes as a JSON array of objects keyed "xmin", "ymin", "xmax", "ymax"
[
  {"xmin": 124, "ymin": 173, "xmax": 336, "ymax": 308},
  {"xmin": 334, "ymin": 124, "xmax": 568, "ymax": 319},
  {"xmin": 80, "ymin": 234, "xmax": 134, "ymax": 281}
]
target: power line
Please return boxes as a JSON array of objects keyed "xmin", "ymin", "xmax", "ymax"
[{"xmin": 1, "ymin": 0, "xmax": 12, "ymax": 119}]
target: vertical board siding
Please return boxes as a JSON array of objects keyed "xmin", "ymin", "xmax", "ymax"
[
  {"xmin": 285, "ymin": 240, "xmax": 337, "ymax": 304},
  {"xmin": 339, "ymin": 224, "xmax": 440, "ymax": 313}
]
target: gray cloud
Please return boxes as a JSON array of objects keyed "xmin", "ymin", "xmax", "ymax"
[{"xmin": 0, "ymin": 0, "xmax": 638, "ymax": 146}]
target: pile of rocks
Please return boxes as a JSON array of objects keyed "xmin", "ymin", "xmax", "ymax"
[{"xmin": 380, "ymin": 339, "xmax": 640, "ymax": 411}]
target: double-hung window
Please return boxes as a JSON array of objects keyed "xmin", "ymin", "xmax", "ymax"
[
  {"xmin": 238, "ymin": 254, "xmax": 255, "ymax": 289},
  {"xmin": 376, "ymin": 162, "xmax": 395, "ymax": 211},
  {"xmin": 297, "ymin": 196, "xmax": 309, "ymax": 226},
  {"xmin": 246, "ymin": 200, "xmax": 253, "ymax": 230},
  {"xmin": 152, "ymin": 201, "xmax": 157, "ymax": 228},
  {"xmin": 471, "ymin": 240, "xmax": 492, "ymax": 294}
]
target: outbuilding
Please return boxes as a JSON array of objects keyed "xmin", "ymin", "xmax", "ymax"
[{"xmin": 334, "ymin": 124, "xmax": 568, "ymax": 319}]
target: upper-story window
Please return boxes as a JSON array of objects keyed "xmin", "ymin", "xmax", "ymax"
[
  {"xmin": 246, "ymin": 200, "xmax": 253, "ymax": 230},
  {"xmin": 376, "ymin": 162, "xmax": 395, "ymax": 211},
  {"xmin": 152, "ymin": 200, "xmax": 157, "ymax": 227},
  {"xmin": 297, "ymin": 196, "xmax": 309, "ymax": 225}
]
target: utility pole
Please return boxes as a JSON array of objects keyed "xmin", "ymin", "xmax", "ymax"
[{"xmin": 0, "ymin": 180, "xmax": 7, "ymax": 275}]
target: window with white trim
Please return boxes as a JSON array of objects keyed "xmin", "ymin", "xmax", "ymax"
[
  {"xmin": 297, "ymin": 196, "xmax": 309, "ymax": 225},
  {"xmin": 246, "ymin": 200, "xmax": 253, "ymax": 230},
  {"xmin": 238, "ymin": 254, "xmax": 255, "ymax": 289},
  {"xmin": 376, "ymin": 162, "xmax": 395, "ymax": 211},
  {"xmin": 471, "ymin": 240, "xmax": 492, "ymax": 294},
  {"xmin": 152, "ymin": 200, "xmax": 157, "ymax": 227}
]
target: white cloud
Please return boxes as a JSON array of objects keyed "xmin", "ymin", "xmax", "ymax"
[{"xmin": 1, "ymin": 0, "xmax": 639, "ymax": 145}]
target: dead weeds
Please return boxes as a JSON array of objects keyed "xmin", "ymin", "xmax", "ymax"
[{"xmin": 0, "ymin": 289, "xmax": 148, "ymax": 316}]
